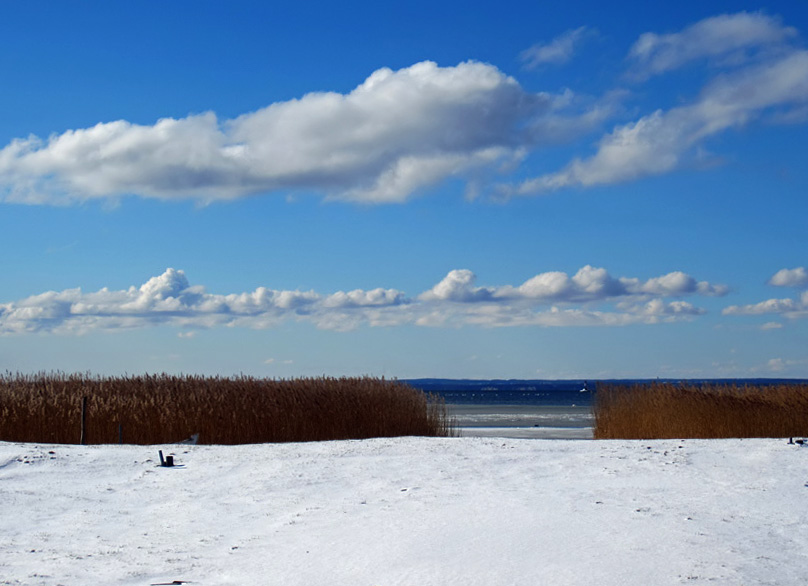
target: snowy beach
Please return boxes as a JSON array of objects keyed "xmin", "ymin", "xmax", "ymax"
[{"xmin": 2, "ymin": 437, "xmax": 807, "ymax": 585}]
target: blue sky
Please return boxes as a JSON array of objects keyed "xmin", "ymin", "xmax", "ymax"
[{"xmin": 1, "ymin": 1, "xmax": 807, "ymax": 379}]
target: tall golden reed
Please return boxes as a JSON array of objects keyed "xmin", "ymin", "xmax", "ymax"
[
  {"xmin": 0, "ymin": 372, "xmax": 455, "ymax": 445},
  {"xmin": 594, "ymin": 382, "xmax": 808, "ymax": 439}
]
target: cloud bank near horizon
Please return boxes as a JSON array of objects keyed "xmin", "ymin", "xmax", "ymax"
[
  {"xmin": 0, "ymin": 11, "xmax": 805, "ymax": 206},
  {"xmin": 0, "ymin": 266, "xmax": 728, "ymax": 335}
]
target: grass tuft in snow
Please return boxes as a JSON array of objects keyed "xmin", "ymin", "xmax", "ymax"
[
  {"xmin": 0, "ymin": 372, "xmax": 455, "ymax": 444},
  {"xmin": 594, "ymin": 382, "xmax": 808, "ymax": 439}
]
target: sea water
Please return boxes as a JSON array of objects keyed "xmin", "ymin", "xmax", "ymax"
[
  {"xmin": 405, "ymin": 380, "xmax": 596, "ymax": 439},
  {"xmin": 447, "ymin": 404, "xmax": 594, "ymax": 439},
  {"xmin": 407, "ymin": 377, "xmax": 808, "ymax": 439}
]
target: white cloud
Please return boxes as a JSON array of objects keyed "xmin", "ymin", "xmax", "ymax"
[
  {"xmin": 511, "ymin": 49, "xmax": 808, "ymax": 195},
  {"xmin": 628, "ymin": 11, "xmax": 797, "ymax": 78},
  {"xmin": 723, "ymin": 268, "xmax": 808, "ymax": 319},
  {"xmin": 495, "ymin": 266, "xmax": 727, "ymax": 303},
  {"xmin": 419, "ymin": 269, "xmax": 495, "ymax": 302},
  {"xmin": 419, "ymin": 266, "xmax": 727, "ymax": 306},
  {"xmin": 768, "ymin": 267, "xmax": 808, "ymax": 288},
  {"xmin": 2, "ymin": 12, "xmax": 803, "ymax": 205},
  {"xmin": 521, "ymin": 27, "xmax": 593, "ymax": 69},
  {"xmin": 640, "ymin": 271, "xmax": 729, "ymax": 297},
  {"xmin": 1, "ymin": 61, "xmax": 602, "ymax": 205},
  {"xmin": 723, "ymin": 296, "xmax": 808, "ymax": 319},
  {"xmin": 708, "ymin": 356, "xmax": 808, "ymax": 376},
  {"xmin": 443, "ymin": 299, "xmax": 704, "ymax": 329},
  {"xmin": 0, "ymin": 266, "xmax": 723, "ymax": 334},
  {"xmin": 322, "ymin": 288, "xmax": 407, "ymax": 308},
  {"xmin": 723, "ymin": 297, "xmax": 800, "ymax": 316},
  {"xmin": 761, "ymin": 322, "xmax": 783, "ymax": 330}
]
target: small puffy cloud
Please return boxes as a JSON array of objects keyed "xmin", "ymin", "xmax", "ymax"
[
  {"xmin": 495, "ymin": 266, "xmax": 726, "ymax": 303},
  {"xmin": 768, "ymin": 267, "xmax": 808, "ymax": 288},
  {"xmin": 762, "ymin": 357, "xmax": 808, "ymax": 373},
  {"xmin": 639, "ymin": 271, "xmax": 698, "ymax": 295},
  {"xmin": 628, "ymin": 11, "xmax": 797, "ymax": 78},
  {"xmin": 639, "ymin": 271, "xmax": 729, "ymax": 296},
  {"xmin": 414, "ymin": 266, "xmax": 720, "ymax": 328},
  {"xmin": 0, "ymin": 266, "xmax": 722, "ymax": 334},
  {"xmin": 617, "ymin": 299, "xmax": 706, "ymax": 324},
  {"xmin": 764, "ymin": 357, "xmax": 808, "ymax": 373},
  {"xmin": 507, "ymin": 271, "xmax": 572, "ymax": 300},
  {"xmin": 723, "ymin": 268, "xmax": 808, "ymax": 319},
  {"xmin": 761, "ymin": 322, "xmax": 783, "ymax": 330},
  {"xmin": 521, "ymin": 27, "xmax": 593, "ymax": 69},
  {"xmin": 723, "ymin": 297, "xmax": 800, "ymax": 316},
  {"xmin": 569, "ymin": 265, "xmax": 624, "ymax": 298},
  {"xmin": 419, "ymin": 269, "xmax": 495, "ymax": 302},
  {"xmin": 138, "ymin": 268, "xmax": 190, "ymax": 299},
  {"xmin": 323, "ymin": 288, "xmax": 407, "ymax": 308}
]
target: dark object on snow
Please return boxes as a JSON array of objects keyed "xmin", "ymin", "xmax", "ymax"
[
  {"xmin": 788, "ymin": 437, "xmax": 805, "ymax": 445},
  {"xmin": 158, "ymin": 450, "xmax": 174, "ymax": 467}
]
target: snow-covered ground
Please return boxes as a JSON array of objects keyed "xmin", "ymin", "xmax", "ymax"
[{"xmin": 2, "ymin": 437, "xmax": 807, "ymax": 586}]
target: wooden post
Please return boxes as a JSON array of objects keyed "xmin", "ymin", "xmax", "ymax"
[
  {"xmin": 118, "ymin": 423, "xmax": 123, "ymax": 445},
  {"xmin": 80, "ymin": 396, "xmax": 87, "ymax": 445}
]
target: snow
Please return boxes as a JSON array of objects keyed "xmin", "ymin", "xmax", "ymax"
[{"xmin": 2, "ymin": 437, "xmax": 807, "ymax": 585}]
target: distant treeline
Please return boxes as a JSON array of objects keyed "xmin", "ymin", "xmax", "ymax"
[{"xmin": 0, "ymin": 372, "xmax": 455, "ymax": 445}]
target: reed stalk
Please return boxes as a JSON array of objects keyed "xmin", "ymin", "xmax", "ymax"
[
  {"xmin": 0, "ymin": 372, "xmax": 455, "ymax": 445},
  {"xmin": 594, "ymin": 382, "xmax": 808, "ymax": 439}
]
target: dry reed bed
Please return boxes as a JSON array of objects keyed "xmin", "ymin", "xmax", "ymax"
[
  {"xmin": 0, "ymin": 373, "xmax": 454, "ymax": 445},
  {"xmin": 594, "ymin": 382, "xmax": 808, "ymax": 439}
]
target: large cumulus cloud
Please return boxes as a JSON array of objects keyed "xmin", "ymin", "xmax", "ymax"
[{"xmin": 0, "ymin": 61, "xmax": 587, "ymax": 205}]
